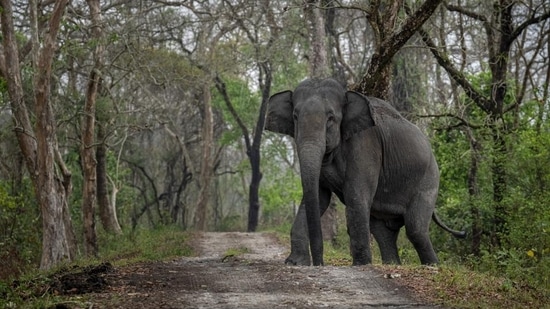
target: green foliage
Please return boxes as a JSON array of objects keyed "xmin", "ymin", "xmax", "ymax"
[
  {"xmin": 270, "ymin": 60, "xmax": 308, "ymax": 93},
  {"xmin": 0, "ymin": 181, "xmax": 41, "ymax": 280},
  {"xmin": 0, "ymin": 225, "xmax": 193, "ymax": 308},
  {"xmin": 429, "ymin": 70, "xmax": 550, "ymax": 291},
  {"xmin": 0, "ymin": 76, "xmax": 7, "ymax": 94},
  {"xmin": 222, "ymin": 246, "xmax": 250, "ymax": 261},
  {"xmin": 259, "ymin": 150, "xmax": 301, "ymax": 227},
  {"xmin": 97, "ymin": 225, "xmax": 193, "ymax": 264},
  {"xmin": 212, "ymin": 76, "xmax": 261, "ymax": 146},
  {"xmin": 387, "ymin": 264, "xmax": 550, "ymax": 308},
  {"xmin": 218, "ymin": 215, "xmax": 247, "ymax": 232}
]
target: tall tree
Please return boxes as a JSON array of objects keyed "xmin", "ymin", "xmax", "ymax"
[
  {"xmin": 80, "ymin": 0, "xmax": 106, "ymax": 257},
  {"xmin": 305, "ymin": 0, "xmax": 330, "ymax": 78},
  {"xmin": 215, "ymin": 0, "xmax": 277, "ymax": 232},
  {"xmin": 194, "ymin": 83, "xmax": 215, "ymax": 231},
  {"xmin": 304, "ymin": 0, "xmax": 339, "ymax": 242},
  {"xmin": 352, "ymin": 0, "xmax": 443, "ymax": 100},
  {"xmin": 0, "ymin": 0, "xmax": 76, "ymax": 269},
  {"xmin": 419, "ymin": 0, "xmax": 550, "ymax": 247}
]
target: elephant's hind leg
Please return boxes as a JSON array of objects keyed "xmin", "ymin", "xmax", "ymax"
[
  {"xmin": 404, "ymin": 195, "xmax": 439, "ymax": 265},
  {"xmin": 370, "ymin": 217, "xmax": 402, "ymax": 264}
]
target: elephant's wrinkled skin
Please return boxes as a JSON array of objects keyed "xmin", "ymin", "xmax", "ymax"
[{"xmin": 265, "ymin": 78, "xmax": 464, "ymax": 266}]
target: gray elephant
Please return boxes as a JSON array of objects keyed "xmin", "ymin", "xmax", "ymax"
[{"xmin": 265, "ymin": 78, "xmax": 465, "ymax": 266}]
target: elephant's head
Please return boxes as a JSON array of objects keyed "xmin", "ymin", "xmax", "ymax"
[{"xmin": 265, "ymin": 78, "xmax": 375, "ymax": 265}]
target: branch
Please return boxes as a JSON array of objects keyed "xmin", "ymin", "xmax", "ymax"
[
  {"xmin": 417, "ymin": 112, "xmax": 483, "ymax": 129},
  {"xmin": 213, "ymin": 75, "xmax": 252, "ymax": 154},
  {"xmin": 382, "ymin": 0, "xmax": 443, "ymax": 66},
  {"xmin": 445, "ymin": 2, "xmax": 496, "ymax": 60},
  {"xmin": 445, "ymin": 3, "xmax": 487, "ymax": 22},
  {"xmin": 418, "ymin": 27, "xmax": 492, "ymax": 113},
  {"xmin": 162, "ymin": 124, "xmax": 197, "ymax": 177},
  {"xmin": 511, "ymin": 5, "xmax": 550, "ymax": 42}
]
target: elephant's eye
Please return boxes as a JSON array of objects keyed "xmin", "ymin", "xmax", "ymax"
[
  {"xmin": 293, "ymin": 112, "xmax": 298, "ymax": 122},
  {"xmin": 327, "ymin": 113, "xmax": 335, "ymax": 125}
]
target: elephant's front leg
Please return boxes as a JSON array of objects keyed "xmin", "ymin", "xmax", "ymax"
[
  {"xmin": 346, "ymin": 200, "xmax": 372, "ymax": 265},
  {"xmin": 344, "ymin": 180, "xmax": 376, "ymax": 265},
  {"xmin": 285, "ymin": 189, "xmax": 332, "ymax": 266}
]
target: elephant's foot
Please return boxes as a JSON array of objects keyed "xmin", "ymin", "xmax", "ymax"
[
  {"xmin": 351, "ymin": 258, "xmax": 372, "ymax": 266},
  {"xmin": 284, "ymin": 252, "xmax": 311, "ymax": 266},
  {"xmin": 351, "ymin": 247, "xmax": 372, "ymax": 265}
]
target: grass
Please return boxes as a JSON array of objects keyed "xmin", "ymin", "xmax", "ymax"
[
  {"xmin": 376, "ymin": 263, "xmax": 550, "ymax": 308},
  {"xmin": 319, "ymin": 226, "xmax": 550, "ymax": 309},
  {"xmin": 5, "ymin": 224, "xmax": 547, "ymax": 309},
  {"xmin": 0, "ymin": 225, "xmax": 194, "ymax": 309},
  {"xmin": 97, "ymin": 225, "xmax": 194, "ymax": 265}
]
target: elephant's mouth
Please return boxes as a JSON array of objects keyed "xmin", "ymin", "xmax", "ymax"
[{"xmin": 322, "ymin": 150, "xmax": 335, "ymax": 166}]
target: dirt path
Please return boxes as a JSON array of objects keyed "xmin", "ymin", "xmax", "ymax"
[{"xmin": 92, "ymin": 232, "xmax": 439, "ymax": 308}]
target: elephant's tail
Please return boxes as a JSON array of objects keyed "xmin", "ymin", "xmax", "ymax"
[{"xmin": 432, "ymin": 213, "xmax": 467, "ymax": 239}]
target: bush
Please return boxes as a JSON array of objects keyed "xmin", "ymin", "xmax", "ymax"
[{"xmin": 0, "ymin": 181, "xmax": 41, "ymax": 280}]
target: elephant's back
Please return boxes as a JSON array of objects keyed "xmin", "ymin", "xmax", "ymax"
[{"xmin": 373, "ymin": 119, "xmax": 439, "ymax": 204}]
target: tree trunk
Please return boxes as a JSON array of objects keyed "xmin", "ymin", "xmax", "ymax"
[
  {"xmin": 304, "ymin": 0, "xmax": 338, "ymax": 242},
  {"xmin": 34, "ymin": 0, "xmax": 75, "ymax": 268},
  {"xmin": 0, "ymin": 0, "xmax": 75, "ymax": 270},
  {"xmin": 247, "ymin": 144, "xmax": 262, "ymax": 232},
  {"xmin": 352, "ymin": 0, "xmax": 443, "ymax": 99},
  {"xmin": 247, "ymin": 62, "xmax": 271, "ymax": 232},
  {"xmin": 80, "ymin": 0, "xmax": 104, "ymax": 257},
  {"xmin": 321, "ymin": 199, "xmax": 338, "ymax": 244},
  {"xmin": 97, "ymin": 123, "xmax": 123, "ymax": 234},
  {"xmin": 491, "ymin": 125, "xmax": 508, "ymax": 247},
  {"xmin": 194, "ymin": 84, "xmax": 214, "ymax": 231},
  {"xmin": 305, "ymin": 0, "xmax": 329, "ymax": 78}
]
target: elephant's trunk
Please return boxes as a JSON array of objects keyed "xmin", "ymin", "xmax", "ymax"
[{"xmin": 297, "ymin": 139, "xmax": 325, "ymax": 266}]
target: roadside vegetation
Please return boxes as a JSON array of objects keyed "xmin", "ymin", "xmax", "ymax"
[
  {"xmin": 0, "ymin": 226, "xmax": 193, "ymax": 308},
  {"xmin": 2, "ymin": 223, "xmax": 548, "ymax": 308},
  {"xmin": 1, "ymin": 1, "xmax": 549, "ymax": 309},
  {"xmin": 323, "ymin": 216, "xmax": 550, "ymax": 308}
]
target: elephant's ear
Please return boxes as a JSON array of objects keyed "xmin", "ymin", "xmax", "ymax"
[
  {"xmin": 265, "ymin": 90, "xmax": 295, "ymax": 137},
  {"xmin": 342, "ymin": 91, "xmax": 375, "ymax": 140}
]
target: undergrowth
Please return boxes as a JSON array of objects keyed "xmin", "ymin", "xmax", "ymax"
[
  {"xmin": 320, "ymin": 224, "xmax": 550, "ymax": 309},
  {"xmin": 0, "ymin": 225, "xmax": 193, "ymax": 308}
]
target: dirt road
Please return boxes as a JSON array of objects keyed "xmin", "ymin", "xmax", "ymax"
[{"xmin": 92, "ymin": 232, "xmax": 439, "ymax": 308}]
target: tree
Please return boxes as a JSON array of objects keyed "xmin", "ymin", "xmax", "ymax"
[
  {"xmin": 0, "ymin": 0, "xmax": 76, "ymax": 269},
  {"xmin": 80, "ymin": 0, "xmax": 105, "ymax": 257},
  {"xmin": 351, "ymin": 0, "xmax": 443, "ymax": 100},
  {"xmin": 419, "ymin": 0, "xmax": 550, "ymax": 247},
  {"xmin": 215, "ymin": 0, "xmax": 278, "ymax": 232}
]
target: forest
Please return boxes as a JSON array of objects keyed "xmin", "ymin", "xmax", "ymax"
[{"xmin": 0, "ymin": 0, "xmax": 549, "ymax": 296}]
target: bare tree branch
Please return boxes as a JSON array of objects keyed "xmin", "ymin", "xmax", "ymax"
[{"xmin": 418, "ymin": 27, "xmax": 492, "ymax": 113}]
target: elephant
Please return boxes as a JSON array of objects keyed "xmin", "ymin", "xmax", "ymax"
[{"xmin": 265, "ymin": 78, "xmax": 465, "ymax": 266}]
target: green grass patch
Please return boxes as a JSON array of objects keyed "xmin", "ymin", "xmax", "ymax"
[
  {"xmin": 0, "ymin": 225, "xmax": 194, "ymax": 308},
  {"xmin": 322, "ymin": 223, "xmax": 550, "ymax": 308},
  {"xmin": 376, "ymin": 262, "xmax": 550, "ymax": 308},
  {"xmin": 97, "ymin": 225, "xmax": 193, "ymax": 265},
  {"xmin": 222, "ymin": 246, "xmax": 251, "ymax": 262}
]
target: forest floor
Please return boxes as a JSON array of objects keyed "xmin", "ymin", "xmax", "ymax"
[{"xmin": 57, "ymin": 232, "xmax": 442, "ymax": 308}]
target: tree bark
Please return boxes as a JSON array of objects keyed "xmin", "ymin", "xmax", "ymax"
[
  {"xmin": 304, "ymin": 0, "xmax": 338, "ymax": 242},
  {"xmin": 305, "ymin": 0, "xmax": 329, "ymax": 78},
  {"xmin": 247, "ymin": 62, "xmax": 271, "ymax": 232},
  {"xmin": 97, "ymin": 123, "xmax": 123, "ymax": 234},
  {"xmin": 194, "ymin": 84, "xmax": 214, "ymax": 231},
  {"xmin": 0, "ymin": 0, "xmax": 75, "ymax": 269},
  {"xmin": 352, "ymin": 0, "xmax": 443, "ymax": 99},
  {"xmin": 80, "ymin": 0, "xmax": 104, "ymax": 257}
]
